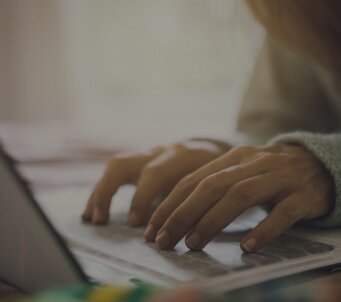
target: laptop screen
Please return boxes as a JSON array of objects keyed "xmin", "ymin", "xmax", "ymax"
[{"xmin": 0, "ymin": 147, "xmax": 87, "ymax": 294}]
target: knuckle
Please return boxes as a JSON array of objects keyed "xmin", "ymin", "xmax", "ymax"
[
  {"xmin": 256, "ymin": 152, "xmax": 284, "ymax": 165},
  {"xmin": 257, "ymin": 151, "xmax": 274, "ymax": 160},
  {"xmin": 231, "ymin": 145, "xmax": 257, "ymax": 155},
  {"xmin": 172, "ymin": 142, "xmax": 190, "ymax": 153},
  {"xmin": 103, "ymin": 156, "xmax": 127, "ymax": 178},
  {"xmin": 261, "ymin": 145, "xmax": 277, "ymax": 152},
  {"xmin": 142, "ymin": 163, "xmax": 165, "ymax": 178},
  {"xmin": 270, "ymin": 153, "xmax": 286, "ymax": 161},
  {"xmin": 176, "ymin": 175, "xmax": 197, "ymax": 194},
  {"xmin": 150, "ymin": 145, "xmax": 166, "ymax": 156},
  {"xmin": 198, "ymin": 175, "xmax": 220, "ymax": 194},
  {"xmin": 107, "ymin": 154, "xmax": 126, "ymax": 168},
  {"xmin": 228, "ymin": 183, "xmax": 251, "ymax": 203},
  {"xmin": 261, "ymin": 144, "xmax": 288, "ymax": 154},
  {"xmin": 261, "ymin": 144, "xmax": 283, "ymax": 152},
  {"xmin": 101, "ymin": 155, "xmax": 130, "ymax": 183}
]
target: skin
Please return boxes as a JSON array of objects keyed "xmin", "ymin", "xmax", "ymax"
[
  {"xmin": 82, "ymin": 139, "xmax": 231, "ymax": 226},
  {"xmin": 82, "ymin": 140, "xmax": 334, "ymax": 253}
]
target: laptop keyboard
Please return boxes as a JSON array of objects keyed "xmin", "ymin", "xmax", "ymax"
[
  {"xmin": 150, "ymin": 237, "xmax": 334, "ymax": 278},
  {"xmin": 80, "ymin": 224, "xmax": 336, "ymax": 279}
]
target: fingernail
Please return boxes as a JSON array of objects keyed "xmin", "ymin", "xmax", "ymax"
[
  {"xmin": 129, "ymin": 211, "xmax": 139, "ymax": 226},
  {"xmin": 144, "ymin": 224, "xmax": 156, "ymax": 242},
  {"xmin": 242, "ymin": 238, "xmax": 257, "ymax": 253},
  {"xmin": 156, "ymin": 230, "xmax": 171, "ymax": 249},
  {"xmin": 93, "ymin": 208, "xmax": 105, "ymax": 224},
  {"xmin": 186, "ymin": 232, "xmax": 201, "ymax": 249}
]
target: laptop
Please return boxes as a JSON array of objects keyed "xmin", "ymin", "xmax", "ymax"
[{"xmin": 1, "ymin": 146, "xmax": 341, "ymax": 295}]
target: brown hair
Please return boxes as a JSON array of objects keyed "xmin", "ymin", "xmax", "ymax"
[{"xmin": 246, "ymin": 0, "xmax": 341, "ymax": 71}]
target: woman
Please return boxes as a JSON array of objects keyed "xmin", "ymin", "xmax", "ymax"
[{"xmin": 82, "ymin": 0, "xmax": 341, "ymax": 254}]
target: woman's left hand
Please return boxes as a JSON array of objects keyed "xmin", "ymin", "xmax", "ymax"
[{"xmin": 144, "ymin": 144, "xmax": 334, "ymax": 252}]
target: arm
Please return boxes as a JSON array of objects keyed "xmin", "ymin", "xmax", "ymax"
[
  {"xmin": 238, "ymin": 37, "xmax": 341, "ymax": 227},
  {"xmin": 138, "ymin": 38, "xmax": 341, "ymax": 251},
  {"xmin": 237, "ymin": 37, "xmax": 339, "ymax": 144}
]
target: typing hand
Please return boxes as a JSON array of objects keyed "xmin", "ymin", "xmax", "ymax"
[
  {"xmin": 144, "ymin": 144, "xmax": 334, "ymax": 252},
  {"xmin": 82, "ymin": 139, "xmax": 230, "ymax": 226}
]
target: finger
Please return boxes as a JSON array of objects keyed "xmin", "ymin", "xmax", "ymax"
[
  {"xmin": 82, "ymin": 150, "xmax": 159, "ymax": 224},
  {"xmin": 82, "ymin": 191, "xmax": 96, "ymax": 222},
  {"xmin": 240, "ymin": 193, "xmax": 307, "ymax": 253},
  {"xmin": 151, "ymin": 151, "xmax": 279, "ymax": 249},
  {"xmin": 144, "ymin": 146, "xmax": 257, "ymax": 241},
  {"xmin": 129, "ymin": 147, "xmax": 203, "ymax": 226},
  {"xmin": 83, "ymin": 176, "xmax": 127, "ymax": 225},
  {"xmin": 183, "ymin": 171, "xmax": 288, "ymax": 251},
  {"xmin": 155, "ymin": 168, "xmax": 272, "ymax": 250}
]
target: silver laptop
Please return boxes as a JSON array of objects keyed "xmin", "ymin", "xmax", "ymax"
[
  {"xmin": 1, "ymin": 146, "xmax": 341, "ymax": 295},
  {"xmin": 0, "ymin": 147, "xmax": 88, "ymax": 293}
]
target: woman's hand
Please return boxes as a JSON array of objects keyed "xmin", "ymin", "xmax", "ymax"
[
  {"xmin": 145, "ymin": 144, "xmax": 334, "ymax": 252},
  {"xmin": 82, "ymin": 139, "xmax": 231, "ymax": 226}
]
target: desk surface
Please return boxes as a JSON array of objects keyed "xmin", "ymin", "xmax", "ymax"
[
  {"xmin": 1, "ymin": 123, "xmax": 341, "ymax": 301},
  {"xmin": 2, "ymin": 273, "xmax": 341, "ymax": 301}
]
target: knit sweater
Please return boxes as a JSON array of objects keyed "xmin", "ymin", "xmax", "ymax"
[{"xmin": 237, "ymin": 38, "xmax": 341, "ymax": 227}]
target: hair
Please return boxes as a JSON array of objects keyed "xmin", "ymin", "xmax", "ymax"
[{"xmin": 246, "ymin": 0, "xmax": 341, "ymax": 71}]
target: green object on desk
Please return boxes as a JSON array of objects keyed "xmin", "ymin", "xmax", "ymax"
[{"xmin": 21, "ymin": 282, "xmax": 160, "ymax": 302}]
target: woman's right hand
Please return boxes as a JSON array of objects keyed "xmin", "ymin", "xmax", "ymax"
[{"xmin": 82, "ymin": 138, "xmax": 231, "ymax": 226}]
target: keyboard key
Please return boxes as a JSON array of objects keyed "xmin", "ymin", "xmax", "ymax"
[
  {"xmin": 272, "ymin": 235, "xmax": 309, "ymax": 248},
  {"xmin": 261, "ymin": 246, "xmax": 307, "ymax": 259},
  {"xmin": 303, "ymin": 242, "xmax": 335, "ymax": 254},
  {"xmin": 198, "ymin": 266, "xmax": 230, "ymax": 277},
  {"xmin": 242, "ymin": 252, "xmax": 282, "ymax": 265},
  {"xmin": 180, "ymin": 259, "xmax": 211, "ymax": 270},
  {"xmin": 231, "ymin": 262, "xmax": 256, "ymax": 271}
]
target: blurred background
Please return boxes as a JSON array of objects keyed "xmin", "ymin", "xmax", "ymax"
[{"xmin": 0, "ymin": 0, "xmax": 264, "ymax": 149}]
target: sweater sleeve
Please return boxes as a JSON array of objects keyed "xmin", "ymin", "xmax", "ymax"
[
  {"xmin": 269, "ymin": 132, "xmax": 341, "ymax": 227},
  {"xmin": 237, "ymin": 37, "xmax": 339, "ymax": 144}
]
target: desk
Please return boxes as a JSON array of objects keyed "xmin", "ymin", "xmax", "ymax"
[
  {"xmin": 2, "ymin": 273, "xmax": 341, "ymax": 301},
  {"xmin": 1, "ymin": 123, "xmax": 341, "ymax": 301}
]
